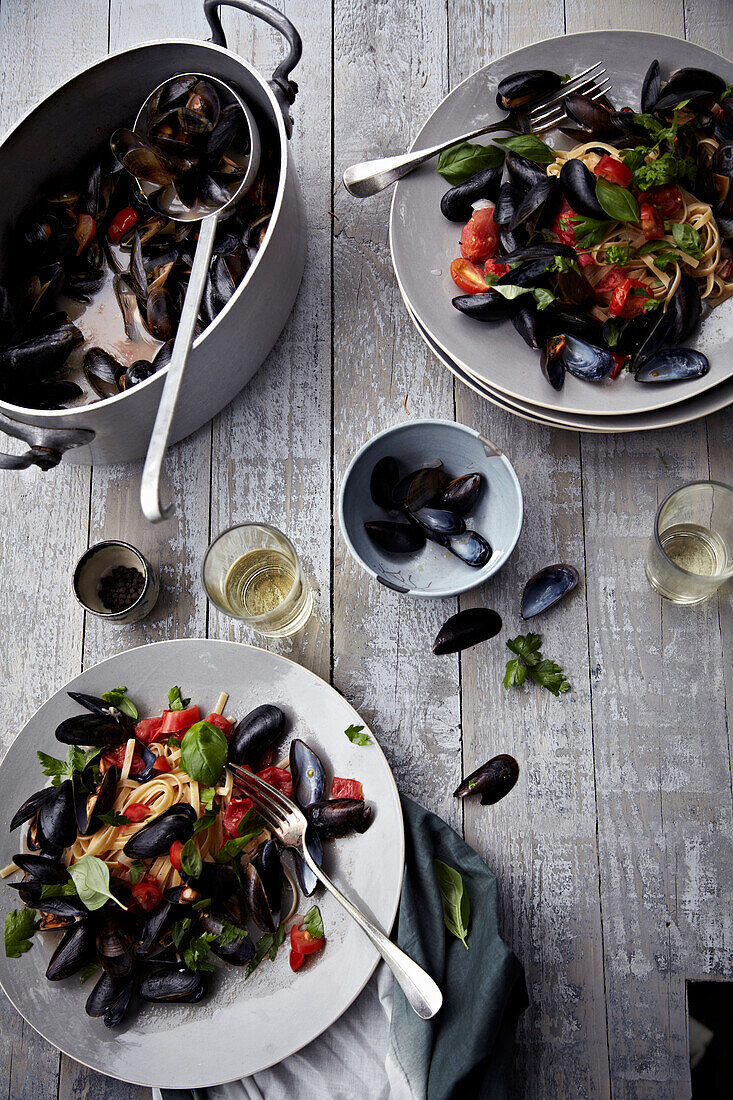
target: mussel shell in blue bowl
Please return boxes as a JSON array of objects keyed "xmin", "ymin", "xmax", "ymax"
[{"xmin": 338, "ymin": 419, "xmax": 523, "ymax": 599}]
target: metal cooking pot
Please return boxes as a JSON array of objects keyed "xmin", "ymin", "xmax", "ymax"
[{"xmin": 0, "ymin": 0, "xmax": 305, "ymax": 469}]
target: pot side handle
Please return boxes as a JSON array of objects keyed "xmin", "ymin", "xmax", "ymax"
[
  {"xmin": 203, "ymin": 0, "xmax": 302, "ymax": 137},
  {"xmin": 0, "ymin": 411, "xmax": 94, "ymax": 471}
]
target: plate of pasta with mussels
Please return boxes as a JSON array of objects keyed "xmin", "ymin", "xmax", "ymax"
[
  {"xmin": 0, "ymin": 639, "xmax": 404, "ymax": 1089},
  {"xmin": 390, "ymin": 31, "xmax": 733, "ymax": 418}
]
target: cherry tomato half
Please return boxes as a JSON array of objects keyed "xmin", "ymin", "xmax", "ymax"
[
  {"xmin": 290, "ymin": 950, "xmax": 305, "ymax": 972},
  {"xmin": 124, "ymin": 803, "xmax": 152, "ymax": 823},
  {"xmin": 593, "ymin": 155, "xmax": 632, "ymax": 187},
  {"xmin": 637, "ymin": 184, "xmax": 682, "ymax": 217},
  {"xmin": 160, "ymin": 705, "xmax": 201, "ymax": 736},
  {"xmin": 131, "ymin": 876, "xmax": 163, "ymax": 912},
  {"xmin": 331, "ymin": 777, "xmax": 364, "ymax": 800},
  {"xmin": 169, "ymin": 840, "xmax": 184, "ymax": 872},
  {"xmin": 256, "ymin": 767, "xmax": 293, "ymax": 798},
  {"xmin": 222, "ymin": 796, "xmax": 254, "ymax": 839},
  {"xmin": 610, "ymin": 353, "xmax": 631, "ymax": 380},
  {"xmin": 450, "ymin": 258, "xmax": 487, "ymax": 294},
  {"xmin": 135, "ymin": 716, "xmax": 165, "ymax": 744},
  {"xmin": 640, "ymin": 203, "xmax": 664, "ymax": 240},
  {"xmin": 108, "ymin": 206, "xmax": 138, "ymax": 243},
  {"xmin": 484, "ymin": 258, "xmax": 509, "ymax": 278},
  {"xmin": 608, "ymin": 277, "xmax": 653, "ymax": 318},
  {"xmin": 459, "ymin": 206, "xmax": 498, "ymax": 263}
]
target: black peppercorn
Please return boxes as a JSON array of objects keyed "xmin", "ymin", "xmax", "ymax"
[{"xmin": 99, "ymin": 565, "xmax": 145, "ymax": 613}]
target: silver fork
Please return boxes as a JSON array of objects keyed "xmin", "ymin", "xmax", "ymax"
[
  {"xmin": 343, "ymin": 62, "xmax": 612, "ymax": 198},
  {"xmin": 229, "ymin": 764, "xmax": 443, "ymax": 1019}
]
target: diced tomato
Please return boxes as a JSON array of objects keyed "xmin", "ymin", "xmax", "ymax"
[
  {"xmin": 593, "ymin": 155, "xmax": 632, "ymax": 187},
  {"xmin": 459, "ymin": 206, "xmax": 498, "ymax": 262},
  {"xmin": 290, "ymin": 924, "xmax": 326, "ymax": 957},
  {"xmin": 289, "ymin": 950, "xmax": 306, "ymax": 972},
  {"xmin": 608, "ymin": 277, "xmax": 653, "ymax": 318},
  {"xmin": 484, "ymin": 258, "xmax": 509, "ymax": 279},
  {"xmin": 135, "ymin": 715, "xmax": 165, "ymax": 744},
  {"xmin": 203, "ymin": 713, "xmax": 234, "ymax": 737},
  {"xmin": 160, "ymin": 705, "xmax": 201, "ymax": 736},
  {"xmin": 169, "ymin": 840, "xmax": 183, "ymax": 872},
  {"xmin": 256, "ymin": 767, "xmax": 293, "ymax": 798},
  {"xmin": 331, "ymin": 777, "xmax": 364, "ymax": 800},
  {"xmin": 124, "ymin": 802, "xmax": 152, "ymax": 823},
  {"xmin": 576, "ymin": 249, "xmax": 595, "ymax": 268},
  {"xmin": 102, "ymin": 744, "xmax": 146, "ymax": 776},
  {"xmin": 550, "ymin": 197, "xmax": 576, "ymax": 248},
  {"xmin": 108, "ymin": 206, "xmax": 138, "ymax": 242},
  {"xmin": 131, "ymin": 875, "xmax": 163, "ymax": 912},
  {"xmin": 597, "ymin": 266, "xmax": 627, "ymax": 292},
  {"xmin": 74, "ymin": 214, "xmax": 96, "ymax": 255},
  {"xmin": 610, "ymin": 353, "xmax": 631, "ymax": 380},
  {"xmin": 450, "ymin": 257, "xmax": 488, "ymax": 294},
  {"xmin": 222, "ymin": 796, "xmax": 254, "ymax": 839},
  {"xmin": 152, "ymin": 756, "xmax": 171, "ymax": 773},
  {"xmin": 637, "ymin": 184, "xmax": 682, "ymax": 217},
  {"xmin": 640, "ymin": 203, "xmax": 664, "ymax": 240}
]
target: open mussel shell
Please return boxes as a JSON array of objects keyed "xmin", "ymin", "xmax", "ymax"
[
  {"xmin": 440, "ymin": 166, "xmax": 503, "ymax": 222},
  {"xmin": 197, "ymin": 908, "xmax": 254, "ymax": 965},
  {"xmin": 122, "ymin": 803, "xmax": 196, "ymax": 858},
  {"xmin": 392, "ymin": 462, "xmax": 448, "ymax": 509},
  {"xmin": 653, "ymin": 67, "xmax": 726, "ymax": 113},
  {"xmin": 546, "ymin": 309, "xmax": 603, "ymax": 347},
  {"xmin": 634, "ymin": 348, "xmax": 709, "ymax": 383},
  {"xmin": 136, "ymin": 901, "xmax": 173, "ymax": 960},
  {"xmin": 507, "ymin": 176, "xmax": 559, "ymax": 232},
  {"xmin": 139, "ymin": 965, "xmax": 207, "ymax": 1003},
  {"xmin": 364, "ymin": 521, "xmax": 426, "ymax": 555},
  {"xmin": 56, "ymin": 707, "xmax": 134, "ymax": 747},
  {"xmin": 184, "ymin": 860, "xmax": 239, "ymax": 902},
  {"xmin": 541, "ymin": 337, "xmax": 566, "ymax": 390},
  {"xmin": 36, "ymin": 779, "xmax": 77, "ymax": 853},
  {"xmin": 243, "ymin": 862, "xmax": 278, "ymax": 934},
  {"xmin": 559, "ymin": 159, "xmax": 605, "ymax": 218},
  {"xmin": 293, "ymin": 826, "xmax": 323, "ymax": 897},
  {"xmin": 36, "ymin": 896, "xmax": 88, "ymax": 930},
  {"xmin": 290, "ymin": 739, "xmax": 326, "ymax": 808},
  {"xmin": 254, "ymin": 839, "xmax": 282, "ymax": 927},
  {"xmin": 306, "ymin": 798, "xmax": 372, "ymax": 840},
  {"xmin": 10, "ymin": 787, "xmax": 56, "ymax": 832},
  {"xmin": 437, "ymin": 472, "xmax": 483, "ymax": 515},
  {"xmin": 228, "ymin": 703, "xmax": 286, "ymax": 767},
  {"xmin": 86, "ymin": 971, "xmax": 135, "ymax": 1028},
  {"xmin": 433, "ymin": 608, "xmax": 502, "ymax": 655},
  {"xmin": 11, "ymin": 853, "xmax": 68, "ymax": 884},
  {"xmin": 504, "ymin": 152, "xmax": 549, "ymax": 190},
  {"xmin": 563, "ymin": 94, "xmax": 619, "ymax": 138},
  {"xmin": 110, "ymin": 128, "xmax": 178, "ymax": 188},
  {"xmin": 410, "ymin": 507, "xmax": 466, "ymax": 540},
  {"xmin": 560, "ymin": 336, "xmax": 614, "ymax": 381},
  {"xmin": 98, "ymin": 915, "xmax": 136, "ymax": 977},
  {"xmin": 641, "ymin": 59, "xmax": 662, "ymax": 112},
  {"xmin": 46, "ymin": 920, "xmax": 97, "ymax": 982},
  {"xmin": 448, "ymin": 530, "xmax": 492, "ymax": 568},
  {"xmin": 370, "ymin": 455, "xmax": 400, "ymax": 511},
  {"xmin": 632, "ymin": 309, "xmax": 677, "ymax": 370},
  {"xmin": 521, "ymin": 564, "xmax": 579, "ymax": 619},
  {"xmin": 512, "ymin": 302, "xmax": 543, "ymax": 350},
  {"xmin": 454, "ymin": 754, "xmax": 519, "ymax": 806},
  {"xmin": 452, "ymin": 290, "xmax": 512, "ymax": 322},
  {"xmin": 668, "ymin": 274, "xmax": 702, "ymax": 343},
  {"xmin": 73, "ymin": 763, "xmax": 118, "ymax": 835},
  {"xmin": 496, "ymin": 69, "xmax": 561, "ymax": 112}
]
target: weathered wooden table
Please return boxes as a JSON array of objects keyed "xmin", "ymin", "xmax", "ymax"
[{"xmin": 1, "ymin": 0, "xmax": 731, "ymax": 1096}]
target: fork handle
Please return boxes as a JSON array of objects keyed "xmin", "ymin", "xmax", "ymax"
[
  {"xmin": 300, "ymin": 847, "xmax": 443, "ymax": 1019},
  {"xmin": 342, "ymin": 120, "xmax": 517, "ymax": 198}
]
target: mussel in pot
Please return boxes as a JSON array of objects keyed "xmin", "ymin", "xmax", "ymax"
[
  {"xmin": 370, "ymin": 455, "xmax": 400, "ymax": 511},
  {"xmin": 364, "ymin": 521, "xmax": 426, "ymax": 555}
]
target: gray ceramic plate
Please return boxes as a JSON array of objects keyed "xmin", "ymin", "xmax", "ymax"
[
  {"xmin": 390, "ymin": 31, "xmax": 733, "ymax": 417},
  {"xmin": 403, "ymin": 294, "xmax": 733, "ymax": 432},
  {"xmin": 0, "ymin": 639, "xmax": 404, "ymax": 1089}
]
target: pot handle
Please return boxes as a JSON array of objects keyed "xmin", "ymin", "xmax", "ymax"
[
  {"xmin": 0, "ymin": 411, "xmax": 94, "ymax": 471},
  {"xmin": 203, "ymin": 0, "xmax": 302, "ymax": 137}
]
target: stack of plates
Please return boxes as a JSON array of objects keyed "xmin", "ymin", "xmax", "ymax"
[{"xmin": 389, "ymin": 30, "xmax": 733, "ymax": 433}]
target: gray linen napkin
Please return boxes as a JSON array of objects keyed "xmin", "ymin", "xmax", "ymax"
[{"xmin": 157, "ymin": 795, "xmax": 526, "ymax": 1100}]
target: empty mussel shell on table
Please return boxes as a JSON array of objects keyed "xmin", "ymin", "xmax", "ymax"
[
  {"xmin": 433, "ymin": 608, "xmax": 503, "ymax": 655},
  {"xmin": 454, "ymin": 754, "xmax": 520, "ymax": 806},
  {"xmin": 228, "ymin": 704, "xmax": 286, "ymax": 767},
  {"xmin": 122, "ymin": 803, "xmax": 196, "ymax": 858},
  {"xmin": 364, "ymin": 521, "xmax": 426, "ymax": 555},
  {"xmin": 306, "ymin": 798, "xmax": 372, "ymax": 839},
  {"xmin": 634, "ymin": 348, "xmax": 710, "ymax": 383},
  {"xmin": 521, "ymin": 564, "xmax": 579, "ymax": 619}
]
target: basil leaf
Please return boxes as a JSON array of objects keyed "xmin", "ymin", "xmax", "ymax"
[
  {"xmin": 490, "ymin": 284, "xmax": 555, "ymax": 312},
  {"xmin": 245, "ymin": 923, "xmax": 288, "ymax": 978},
  {"xmin": 98, "ymin": 810, "xmax": 130, "ymax": 827},
  {"xmin": 620, "ymin": 145, "xmax": 649, "ymax": 171},
  {"xmin": 180, "ymin": 721, "xmax": 228, "ymax": 786},
  {"xmin": 179, "ymin": 839, "xmax": 202, "ymax": 880},
  {"xmin": 344, "ymin": 724, "xmax": 372, "ymax": 746},
  {"xmin": 192, "ymin": 809, "xmax": 218, "ymax": 836},
  {"xmin": 572, "ymin": 215, "xmax": 613, "ymax": 251},
  {"xmin": 129, "ymin": 860, "xmax": 144, "ymax": 886},
  {"xmin": 213, "ymin": 828, "xmax": 263, "ymax": 863},
  {"xmin": 237, "ymin": 808, "xmax": 264, "ymax": 837},
  {"xmin": 67, "ymin": 856, "xmax": 127, "ymax": 912},
  {"xmin": 604, "ymin": 318, "xmax": 623, "ymax": 348},
  {"xmin": 200, "ymin": 786, "xmax": 216, "ymax": 810},
  {"xmin": 166, "ymin": 736, "xmax": 181, "ymax": 749},
  {"xmin": 171, "ymin": 918, "xmax": 192, "ymax": 949},
  {"xmin": 102, "ymin": 687, "xmax": 138, "ymax": 720},
  {"xmin": 495, "ymin": 134, "xmax": 555, "ymax": 165},
  {"xmin": 302, "ymin": 905, "xmax": 324, "ymax": 940},
  {"xmin": 436, "ymin": 141, "xmax": 504, "ymax": 185},
  {"xmin": 595, "ymin": 178, "xmax": 639, "ymax": 223},
  {"xmin": 168, "ymin": 686, "xmax": 190, "ymax": 711},
  {"xmin": 433, "ymin": 860, "xmax": 470, "ymax": 949},
  {"xmin": 38, "ymin": 882, "xmax": 76, "ymax": 900},
  {"xmin": 4, "ymin": 908, "xmax": 37, "ymax": 958},
  {"xmin": 671, "ymin": 221, "xmax": 703, "ymax": 258}
]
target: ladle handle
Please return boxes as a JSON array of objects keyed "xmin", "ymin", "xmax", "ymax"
[
  {"xmin": 204, "ymin": 0, "xmax": 302, "ymax": 136},
  {"xmin": 140, "ymin": 216, "xmax": 217, "ymax": 524}
]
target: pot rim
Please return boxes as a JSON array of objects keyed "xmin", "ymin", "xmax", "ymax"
[{"xmin": 0, "ymin": 37, "xmax": 290, "ymax": 421}]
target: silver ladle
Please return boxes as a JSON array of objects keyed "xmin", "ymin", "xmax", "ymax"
[{"xmin": 127, "ymin": 73, "xmax": 261, "ymax": 523}]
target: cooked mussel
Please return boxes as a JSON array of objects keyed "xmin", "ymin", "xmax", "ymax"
[
  {"xmin": 504, "ymin": 153, "xmax": 549, "ymax": 190},
  {"xmin": 56, "ymin": 698, "xmax": 135, "ymax": 746},
  {"xmin": 364, "ymin": 521, "xmax": 426, "ymax": 555},
  {"xmin": 559, "ymin": 159, "xmax": 605, "ymax": 218},
  {"xmin": 521, "ymin": 564, "xmax": 579, "ymax": 619},
  {"xmin": 448, "ymin": 530, "xmax": 493, "ymax": 568},
  {"xmin": 370, "ymin": 455, "xmax": 400, "ymax": 510},
  {"xmin": 11, "ymin": 853, "xmax": 68, "ymax": 884},
  {"xmin": 184, "ymin": 860, "xmax": 239, "ymax": 902},
  {"xmin": 512, "ymin": 302, "xmax": 544, "ymax": 349},
  {"xmin": 437, "ymin": 472, "xmax": 483, "ymax": 515},
  {"xmin": 197, "ymin": 908, "xmax": 254, "ymax": 965},
  {"xmin": 73, "ymin": 764, "xmax": 118, "ymax": 835},
  {"xmin": 10, "ymin": 787, "xmax": 56, "ymax": 833},
  {"xmin": 290, "ymin": 739, "xmax": 326, "ymax": 807},
  {"xmin": 563, "ymin": 94, "xmax": 619, "ymax": 138},
  {"xmin": 253, "ymin": 839, "xmax": 282, "ymax": 927},
  {"xmin": 668, "ymin": 274, "xmax": 702, "ymax": 343},
  {"xmin": 306, "ymin": 798, "xmax": 372, "ymax": 839},
  {"xmin": 35, "ymin": 779, "xmax": 77, "ymax": 854},
  {"xmin": 293, "ymin": 826, "xmax": 323, "ymax": 897},
  {"xmin": 122, "ymin": 803, "xmax": 196, "ymax": 858},
  {"xmin": 393, "ymin": 463, "xmax": 449, "ymax": 510},
  {"xmin": 440, "ymin": 167, "xmax": 503, "ymax": 222},
  {"xmin": 496, "ymin": 69, "xmax": 561, "ymax": 112},
  {"xmin": 452, "ymin": 290, "xmax": 512, "ymax": 321},
  {"xmin": 634, "ymin": 348, "xmax": 709, "ymax": 382},
  {"xmin": 545, "ymin": 308, "xmax": 603, "ymax": 346},
  {"xmin": 560, "ymin": 335, "xmax": 614, "ymax": 381},
  {"xmin": 36, "ymin": 897, "xmax": 88, "ymax": 930},
  {"xmin": 228, "ymin": 704, "xmax": 286, "ymax": 767},
  {"xmin": 654, "ymin": 67, "xmax": 726, "ymax": 113},
  {"xmin": 641, "ymin": 59, "xmax": 662, "ymax": 113},
  {"xmin": 138, "ymin": 965, "xmax": 207, "ymax": 1003},
  {"xmin": 454, "ymin": 754, "xmax": 519, "ymax": 805},
  {"xmin": 85, "ymin": 971, "xmax": 135, "ymax": 1028},
  {"xmin": 508, "ymin": 177, "xmax": 559, "ymax": 232},
  {"xmin": 541, "ymin": 335, "xmax": 565, "ymax": 390},
  {"xmin": 242, "ymin": 862, "xmax": 278, "ymax": 934},
  {"xmin": 410, "ymin": 506, "xmax": 466, "ymax": 540},
  {"xmin": 98, "ymin": 915, "xmax": 135, "ymax": 977},
  {"xmin": 433, "ymin": 607, "xmax": 502, "ymax": 655},
  {"xmin": 46, "ymin": 920, "xmax": 97, "ymax": 981},
  {"xmin": 136, "ymin": 901, "xmax": 173, "ymax": 960}
]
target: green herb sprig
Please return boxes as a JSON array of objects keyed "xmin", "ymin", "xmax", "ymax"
[{"xmin": 503, "ymin": 633, "xmax": 570, "ymax": 697}]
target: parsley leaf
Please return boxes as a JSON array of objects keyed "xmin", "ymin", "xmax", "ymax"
[
  {"xmin": 37, "ymin": 746, "xmax": 100, "ymax": 786},
  {"xmin": 527, "ymin": 658, "xmax": 571, "ymax": 696},
  {"xmin": 572, "ymin": 215, "xmax": 613, "ymax": 250},
  {"xmin": 171, "ymin": 918, "xmax": 193, "ymax": 949},
  {"xmin": 245, "ymin": 923, "xmax": 288, "ymax": 978},
  {"xmin": 4, "ymin": 908, "xmax": 37, "ymax": 958},
  {"xmin": 102, "ymin": 687, "xmax": 138, "ymax": 720},
  {"xmin": 633, "ymin": 151, "xmax": 696, "ymax": 189},
  {"xmin": 503, "ymin": 634, "xmax": 570, "ymax": 696},
  {"xmin": 218, "ymin": 920, "xmax": 248, "ymax": 947},
  {"xmin": 604, "ymin": 318, "xmax": 623, "ymax": 348},
  {"xmin": 79, "ymin": 961, "xmax": 100, "ymax": 985},
  {"xmin": 547, "ymin": 254, "xmax": 581, "ymax": 276},
  {"xmin": 167, "ymin": 736, "xmax": 182, "ymax": 749},
  {"xmin": 168, "ymin": 686, "xmax": 190, "ymax": 711},
  {"xmin": 603, "ymin": 243, "xmax": 634, "ymax": 267},
  {"xmin": 98, "ymin": 810, "xmax": 130, "ymax": 828},
  {"xmin": 200, "ymin": 786, "xmax": 216, "ymax": 810},
  {"xmin": 183, "ymin": 932, "xmax": 217, "ymax": 972},
  {"xmin": 344, "ymin": 724, "xmax": 372, "ymax": 746}
]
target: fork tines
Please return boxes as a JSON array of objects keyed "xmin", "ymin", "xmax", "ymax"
[
  {"xmin": 228, "ymin": 763, "xmax": 291, "ymax": 829},
  {"xmin": 528, "ymin": 62, "xmax": 612, "ymax": 132}
]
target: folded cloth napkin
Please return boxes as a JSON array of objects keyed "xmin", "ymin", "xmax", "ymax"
[{"xmin": 157, "ymin": 795, "xmax": 527, "ymax": 1100}]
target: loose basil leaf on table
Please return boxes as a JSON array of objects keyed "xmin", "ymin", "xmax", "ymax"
[
  {"xmin": 436, "ymin": 140, "xmax": 504, "ymax": 185},
  {"xmin": 180, "ymin": 720, "xmax": 228, "ymax": 785},
  {"xmin": 433, "ymin": 859, "xmax": 470, "ymax": 949},
  {"xmin": 67, "ymin": 855, "xmax": 127, "ymax": 911},
  {"xmin": 495, "ymin": 133, "xmax": 555, "ymax": 164},
  {"xmin": 595, "ymin": 177, "xmax": 640, "ymax": 223}
]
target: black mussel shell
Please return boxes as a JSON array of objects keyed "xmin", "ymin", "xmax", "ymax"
[
  {"xmin": 56, "ymin": 709, "xmax": 134, "ymax": 747},
  {"xmin": 438, "ymin": 472, "xmax": 483, "ymax": 515},
  {"xmin": 306, "ymin": 798, "xmax": 372, "ymax": 839},
  {"xmin": 290, "ymin": 739, "xmax": 326, "ymax": 808},
  {"xmin": 512, "ymin": 302, "xmax": 544, "ymax": 349},
  {"xmin": 139, "ymin": 965, "xmax": 208, "ymax": 1003},
  {"xmin": 36, "ymin": 896, "xmax": 88, "ymax": 930},
  {"xmin": 498, "ymin": 224, "xmax": 529, "ymax": 254},
  {"xmin": 452, "ymin": 290, "xmax": 512, "ymax": 322},
  {"xmin": 402, "ymin": 465, "xmax": 450, "ymax": 510},
  {"xmin": 37, "ymin": 780, "xmax": 77, "ymax": 853},
  {"xmin": 559, "ymin": 158, "xmax": 605, "ymax": 218},
  {"xmin": 504, "ymin": 153, "xmax": 548, "ymax": 190},
  {"xmin": 494, "ymin": 181, "xmax": 523, "ymax": 226},
  {"xmin": 496, "ymin": 69, "xmax": 561, "ymax": 112},
  {"xmin": 561, "ymin": 336, "xmax": 614, "ymax": 381},
  {"xmin": 243, "ymin": 861, "xmax": 278, "ymax": 933},
  {"xmin": 97, "ymin": 915, "xmax": 135, "ymax": 977},
  {"xmin": 500, "ymin": 243, "xmax": 576, "ymax": 265},
  {"xmin": 554, "ymin": 267, "xmax": 595, "ymax": 311},
  {"xmin": 440, "ymin": 166, "xmax": 503, "ymax": 222},
  {"xmin": 654, "ymin": 67, "xmax": 726, "ymax": 113},
  {"xmin": 254, "ymin": 839, "xmax": 283, "ymax": 928},
  {"xmin": 86, "ymin": 971, "xmax": 135, "ymax": 1028},
  {"xmin": 122, "ymin": 803, "xmax": 196, "ymax": 858},
  {"xmin": 603, "ymin": 312, "xmax": 654, "ymax": 355},
  {"xmin": 411, "ymin": 506, "xmax": 466, "ymax": 539},
  {"xmin": 68, "ymin": 692, "xmax": 114, "ymax": 715},
  {"xmin": 521, "ymin": 564, "xmax": 579, "ymax": 619},
  {"xmin": 632, "ymin": 308, "xmax": 677, "ymax": 370},
  {"xmin": 370, "ymin": 455, "xmax": 400, "ymax": 510},
  {"xmin": 448, "ymin": 530, "xmax": 493, "ymax": 568},
  {"xmin": 668, "ymin": 274, "xmax": 702, "ymax": 344},
  {"xmin": 496, "ymin": 257, "xmax": 554, "ymax": 287},
  {"xmin": 121, "ymin": 359, "xmax": 155, "ymax": 390},
  {"xmin": 228, "ymin": 704, "xmax": 285, "ymax": 767},
  {"xmin": 508, "ymin": 177, "xmax": 558, "ymax": 232},
  {"xmin": 433, "ymin": 607, "xmax": 502, "ymax": 655},
  {"xmin": 197, "ymin": 908, "xmax": 254, "ymax": 965},
  {"xmin": 541, "ymin": 336, "xmax": 565, "ymax": 390},
  {"xmin": 136, "ymin": 901, "xmax": 173, "ymax": 959},
  {"xmin": 46, "ymin": 920, "xmax": 97, "ymax": 981},
  {"xmin": 635, "ymin": 348, "xmax": 709, "ymax": 383},
  {"xmin": 10, "ymin": 787, "xmax": 56, "ymax": 832},
  {"xmin": 152, "ymin": 339, "xmax": 174, "ymax": 371},
  {"xmin": 11, "ymin": 853, "xmax": 68, "ymax": 884},
  {"xmin": 364, "ymin": 521, "xmax": 426, "ymax": 555},
  {"xmin": 454, "ymin": 754, "xmax": 519, "ymax": 805},
  {"xmin": 293, "ymin": 826, "xmax": 323, "ymax": 897},
  {"xmin": 545, "ymin": 309, "xmax": 603, "ymax": 346},
  {"xmin": 184, "ymin": 860, "xmax": 239, "ymax": 902},
  {"xmin": 73, "ymin": 764, "xmax": 117, "ymax": 835},
  {"xmin": 641, "ymin": 59, "xmax": 661, "ymax": 112},
  {"xmin": 165, "ymin": 883, "xmax": 202, "ymax": 908},
  {"xmin": 563, "ymin": 94, "xmax": 619, "ymax": 138}
]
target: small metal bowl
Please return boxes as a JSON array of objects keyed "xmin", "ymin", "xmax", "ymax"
[
  {"xmin": 73, "ymin": 540, "xmax": 159, "ymax": 624},
  {"xmin": 339, "ymin": 419, "xmax": 523, "ymax": 598}
]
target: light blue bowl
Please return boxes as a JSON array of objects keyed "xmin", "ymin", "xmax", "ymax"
[{"xmin": 339, "ymin": 419, "xmax": 523, "ymax": 598}]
